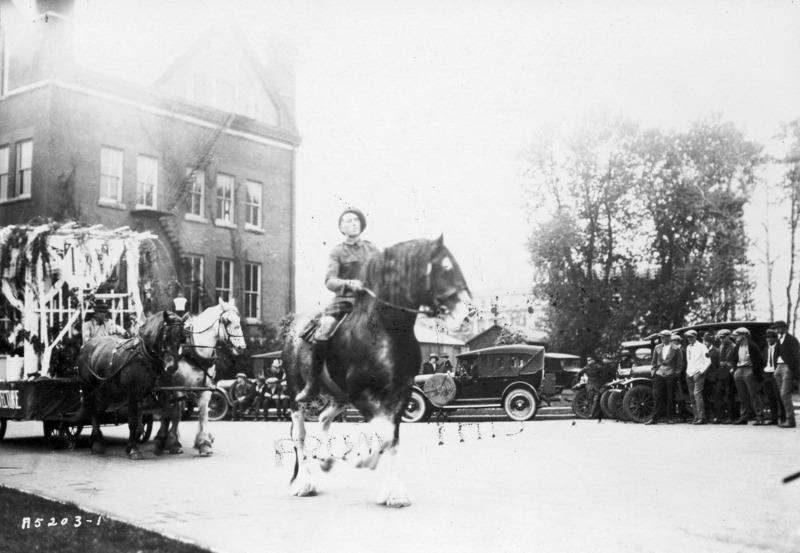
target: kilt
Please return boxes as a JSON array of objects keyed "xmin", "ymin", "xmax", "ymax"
[{"xmin": 324, "ymin": 298, "xmax": 355, "ymax": 317}]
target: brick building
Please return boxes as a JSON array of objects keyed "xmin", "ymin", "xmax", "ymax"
[{"xmin": 0, "ymin": 1, "xmax": 300, "ymax": 339}]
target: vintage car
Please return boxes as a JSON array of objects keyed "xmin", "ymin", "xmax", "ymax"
[
  {"xmin": 402, "ymin": 344, "xmax": 555, "ymax": 422},
  {"xmin": 545, "ymin": 352, "xmax": 582, "ymax": 392},
  {"xmin": 572, "ymin": 321, "xmax": 775, "ymax": 423}
]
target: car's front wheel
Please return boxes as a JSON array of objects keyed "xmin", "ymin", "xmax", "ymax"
[
  {"xmin": 600, "ymin": 389, "xmax": 616, "ymax": 419},
  {"xmin": 207, "ymin": 390, "xmax": 230, "ymax": 421},
  {"xmin": 608, "ymin": 389, "xmax": 630, "ymax": 421},
  {"xmin": 402, "ymin": 389, "xmax": 430, "ymax": 423},
  {"xmin": 571, "ymin": 388, "xmax": 592, "ymax": 419},
  {"xmin": 503, "ymin": 388, "xmax": 538, "ymax": 421},
  {"xmin": 623, "ymin": 384, "xmax": 655, "ymax": 423}
]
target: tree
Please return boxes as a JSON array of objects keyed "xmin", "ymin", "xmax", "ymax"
[{"xmin": 522, "ymin": 114, "xmax": 761, "ymax": 356}]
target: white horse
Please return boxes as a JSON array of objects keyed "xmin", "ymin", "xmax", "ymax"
[{"xmin": 154, "ymin": 298, "xmax": 247, "ymax": 456}]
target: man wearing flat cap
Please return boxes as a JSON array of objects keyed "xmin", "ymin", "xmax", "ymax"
[
  {"xmin": 231, "ymin": 373, "xmax": 255, "ymax": 421},
  {"xmin": 422, "ymin": 353, "xmax": 439, "ymax": 375},
  {"xmin": 762, "ymin": 329, "xmax": 785, "ymax": 426},
  {"xmin": 296, "ymin": 208, "xmax": 380, "ymax": 402},
  {"xmin": 730, "ymin": 328, "xmax": 765, "ymax": 425},
  {"xmin": 771, "ymin": 320, "xmax": 799, "ymax": 428},
  {"xmin": 714, "ymin": 328, "xmax": 737, "ymax": 423},
  {"xmin": 647, "ymin": 330, "xmax": 684, "ymax": 424},
  {"xmin": 684, "ymin": 329, "xmax": 711, "ymax": 424}
]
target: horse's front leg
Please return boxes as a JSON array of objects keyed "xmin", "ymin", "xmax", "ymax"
[
  {"xmin": 193, "ymin": 390, "xmax": 214, "ymax": 456},
  {"xmin": 86, "ymin": 395, "xmax": 105, "ymax": 455},
  {"xmin": 315, "ymin": 401, "xmax": 348, "ymax": 472},
  {"xmin": 166, "ymin": 394, "xmax": 184, "ymax": 454},
  {"xmin": 356, "ymin": 412, "xmax": 411, "ymax": 507},
  {"xmin": 289, "ymin": 405, "xmax": 317, "ymax": 497},
  {"xmin": 126, "ymin": 396, "xmax": 144, "ymax": 460},
  {"xmin": 153, "ymin": 391, "xmax": 171, "ymax": 456}
]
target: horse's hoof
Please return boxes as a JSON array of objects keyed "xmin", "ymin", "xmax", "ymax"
[
  {"xmin": 127, "ymin": 447, "xmax": 144, "ymax": 461},
  {"xmin": 382, "ymin": 495, "xmax": 412, "ymax": 508},
  {"xmin": 198, "ymin": 445, "xmax": 213, "ymax": 456},
  {"xmin": 153, "ymin": 439, "xmax": 165, "ymax": 456},
  {"xmin": 290, "ymin": 484, "xmax": 317, "ymax": 497},
  {"xmin": 168, "ymin": 445, "xmax": 184, "ymax": 455}
]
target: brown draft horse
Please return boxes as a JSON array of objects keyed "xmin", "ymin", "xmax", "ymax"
[
  {"xmin": 283, "ymin": 236, "xmax": 472, "ymax": 506},
  {"xmin": 76, "ymin": 311, "xmax": 184, "ymax": 460}
]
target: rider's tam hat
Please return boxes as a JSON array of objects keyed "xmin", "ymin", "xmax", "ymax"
[
  {"xmin": 339, "ymin": 207, "xmax": 366, "ymax": 232},
  {"xmin": 236, "ymin": 372, "xmax": 246, "ymax": 378}
]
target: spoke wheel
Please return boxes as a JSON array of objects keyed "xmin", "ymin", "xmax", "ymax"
[
  {"xmin": 207, "ymin": 390, "xmax": 230, "ymax": 421},
  {"xmin": 600, "ymin": 389, "xmax": 616, "ymax": 419},
  {"xmin": 608, "ymin": 390, "xmax": 631, "ymax": 421},
  {"xmin": 623, "ymin": 384, "xmax": 655, "ymax": 423},
  {"xmin": 503, "ymin": 388, "xmax": 538, "ymax": 421},
  {"xmin": 304, "ymin": 396, "xmax": 330, "ymax": 422},
  {"xmin": 402, "ymin": 390, "xmax": 430, "ymax": 423},
  {"xmin": 571, "ymin": 389, "xmax": 592, "ymax": 419}
]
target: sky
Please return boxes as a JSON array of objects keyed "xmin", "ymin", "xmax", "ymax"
[{"xmin": 39, "ymin": 0, "xmax": 800, "ymax": 318}]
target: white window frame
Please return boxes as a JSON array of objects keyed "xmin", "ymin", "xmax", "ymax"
[
  {"xmin": 243, "ymin": 262, "xmax": 261, "ymax": 320},
  {"xmin": 14, "ymin": 139, "xmax": 32, "ymax": 200},
  {"xmin": 185, "ymin": 168, "xmax": 205, "ymax": 221},
  {"xmin": 0, "ymin": 145, "xmax": 9, "ymax": 202},
  {"xmin": 99, "ymin": 147, "xmax": 123, "ymax": 203},
  {"xmin": 215, "ymin": 173, "xmax": 234, "ymax": 225},
  {"xmin": 215, "ymin": 258, "xmax": 233, "ymax": 302},
  {"xmin": 245, "ymin": 179, "xmax": 262, "ymax": 230},
  {"xmin": 183, "ymin": 255, "xmax": 204, "ymax": 314},
  {"xmin": 136, "ymin": 155, "xmax": 159, "ymax": 209}
]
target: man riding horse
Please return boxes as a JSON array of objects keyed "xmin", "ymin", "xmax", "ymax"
[{"xmin": 295, "ymin": 207, "xmax": 380, "ymax": 402}]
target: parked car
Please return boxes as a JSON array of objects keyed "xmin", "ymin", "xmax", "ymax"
[
  {"xmin": 403, "ymin": 344, "xmax": 553, "ymax": 422},
  {"xmin": 544, "ymin": 352, "xmax": 582, "ymax": 393},
  {"xmin": 577, "ymin": 321, "xmax": 774, "ymax": 423}
]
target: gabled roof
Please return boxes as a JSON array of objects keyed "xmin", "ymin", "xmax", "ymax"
[{"xmin": 466, "ymin": 323, "xmax": 548, "ymax": 346}]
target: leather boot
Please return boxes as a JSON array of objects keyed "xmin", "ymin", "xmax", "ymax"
[{"xmin": 295, "ymin": 339, "xmax": 329, "ymax": 402}]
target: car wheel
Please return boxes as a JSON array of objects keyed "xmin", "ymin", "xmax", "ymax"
[
  {"xmin": 623, "ymin": 384, "xmax": 655, "ymax": 423},
  {"xmin": 207, "ymin": 390, "xmax": 230, "ymax": 421},
  {"xmin": 402, "ymin": 389, "xmax": 430, "ymax": 423},
  {"xmin": 503, "ymin": 388, "xmax": 538, "ymax": 421},
  {"xmin": 304, "ymin": 396, "xmax": 329, "ymax": 422},
  {"xmin": 600, "ymin": 389, "xmax": 616, "ymax": 419},
  {"xmin": 571, "ymin": 388, "xmax": 592, "ymax": 419},
  {"xmin": 608, "ymin": 390, "xmax": 630, "ymax": 421}
]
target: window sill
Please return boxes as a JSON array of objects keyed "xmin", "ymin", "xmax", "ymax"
[
  {"xmin": 98, "ymin": 198, "xmax": 126, "ymax": 210},
  {"xmin": 245, "ymin": 317, "xmax": 261, "ymax": 325},
  {"xmin": 214, "ymin": 219, "xmax": 237, "ymax": 229},
  {"xmin": 245, "ymin": 223, "xmax": 264, "ymax": 234},
  {"xmin": 0, "ymin": 195, "xmax": 32, "ymax": 205},
  {"xmin": 184, "ymin": 214, "xmax": 208, "ymax": 224}
]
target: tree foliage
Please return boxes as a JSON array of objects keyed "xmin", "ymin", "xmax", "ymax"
[{"xmin": 522, "ymin": 114, "xmax": 761, "ymax": 356}]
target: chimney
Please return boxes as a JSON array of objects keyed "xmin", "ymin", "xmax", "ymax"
[{"xmin": 1, "ymin": 0, "xmax": 75, "ymax": 91}]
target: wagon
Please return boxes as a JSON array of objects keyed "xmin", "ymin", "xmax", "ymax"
[{"xmin": 0, "ymin": 223, "xmax": 176, "ymax": 447}]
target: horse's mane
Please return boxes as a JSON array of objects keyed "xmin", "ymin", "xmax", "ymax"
[
  {"xmin": 138, "ymin": 311, "xmax": 165, "ymax": 346},
  {"xmin": 363, "ymin": 239, "xmax": 433, "ymax": 307}
]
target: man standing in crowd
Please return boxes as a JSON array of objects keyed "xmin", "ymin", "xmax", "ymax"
[
  {"xmin": 422, "ymin": 353, "xmax": 438, "ymax": 375},
  {"xmin": 684, "ymin": 329, "xmax": 711, "ymax": 424},
  {"xmin": 763, "ymin": 329, "xmax": 784, "ymax": 426},
  {"xmin": 436, "ymin": 355, "xmax": 453, "ymax": 374},
  {"xmin": 772, "ymin": 320, "xmax": 799, "ymax": 428},
  {"xmin": 647, "ymin": 330, "xmax": 684, "ymax": 425},
  {"xmin": 730, "ymin": 327, "xmax": 765, "ymax": 425},
  {"xmin": 715, "ymin": 328, "xmax": 737, "ymax": 424},
  {"xmin": 575, "ymin": 355, "xmax": 607, "ymax": 419},
  {"xmin": 702, "ymin": 332, "xmax": 721, "ymax": 422}
]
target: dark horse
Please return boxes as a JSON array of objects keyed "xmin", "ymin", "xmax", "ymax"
[
  {"xmin": 76, "ymin": 311, "xmax": 184, "ymax": 460},
  {"xmin": 283, "ymin": 236, "xmax": 471, "ymax": 506}
]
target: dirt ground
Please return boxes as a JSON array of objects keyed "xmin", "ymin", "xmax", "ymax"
[{"xmin": 1, "ymin": 416, "xmax": 799, "ymax": 553}]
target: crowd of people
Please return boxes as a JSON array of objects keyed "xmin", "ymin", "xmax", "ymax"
[
  {"xmin": 582, "ymin": 320, "xmax": 800, "ymax": 427},
  {"xmin": 230, "ymin": 361, "xmax": 289, "ymax": 421}
]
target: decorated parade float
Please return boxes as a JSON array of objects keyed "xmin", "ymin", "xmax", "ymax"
[{"xmin": 0, "ymin": 221, "xmax": 158, "ymax": 442}]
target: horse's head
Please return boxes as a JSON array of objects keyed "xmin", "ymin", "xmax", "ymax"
[
  {"xmin": 139, "ymin": 311, "xmax": 185, "ymax": 374},
  {"xmin": 427, "ymin": 235, "xmax": 473, "ymax": 331},
  {"xmin": 218, "ymin": 297, "xmax": 247, "ymax": 356}
]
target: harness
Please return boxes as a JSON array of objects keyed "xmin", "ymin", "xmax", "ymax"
[{"xmin": 181, "ymin": 309, "xmax": 245, "ymax": 386}]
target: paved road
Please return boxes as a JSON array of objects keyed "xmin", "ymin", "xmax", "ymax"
[{"xmin": 1, "ymin": 414, "xmax": 799, "ymax": 553}]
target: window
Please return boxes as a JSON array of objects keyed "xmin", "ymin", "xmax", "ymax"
[
  {"xmin": 215, "ymin": 259, "xmax": 233, "ymax": 302},
  {"xmin": 137, "ymin": 155, "xmax": 158, "ymax": 208},
  {"xmin": 216, "ymin": 173, "xmax": 234, "ymax": 223},
  {"xmin": 100, "ymin": 147, "xmax": 123, "ymax": 202},
  {"xmin": 183, "ymin": 255, "xmax": 204, "ymax": 314},
  {"xmin": 243, "ymin": 262, "xmax": 261, "ymax": 319},
  {"xmin": 245, "ymin": 180, "xmax": 262, "ymax": 228},
  {"xmin": 0, "ymin": 146, "xmax": 8, "ymax": 202},
  {"xmin": 2, "ymin": 140, "xmax": 33, "ymax": 201},
  {"xmin": 186, "ymin": 168, "xmax": 205, "ymax": 218}
]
